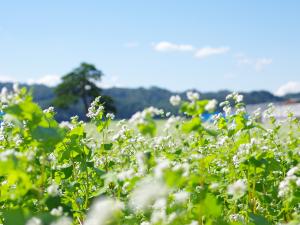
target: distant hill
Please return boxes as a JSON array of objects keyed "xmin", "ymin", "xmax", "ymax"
[
  {"xmin": 0, "ymin": 82, "xmax": 290, "ymax": 121},
  {"xmin": 282, "ymin": 93, "xmax": 300, "ymax": 101}
]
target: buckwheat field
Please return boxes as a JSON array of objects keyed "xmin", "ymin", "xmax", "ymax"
[{"xmin": 0, "ymin": 86, "xmax": 300, "ymax": 225}]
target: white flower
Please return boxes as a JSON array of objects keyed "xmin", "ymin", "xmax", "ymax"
[
  {"xmin": 0, "ymin": 134, "xmax": 5, "ymax": 141},
  {"xmin": 152, "ymin": 198, "xmax": 167, "ymax": 210},
  {"xmin": 154, "ymin": 159, "xmax": 170, "ymax": 178},
  {"xmin": 84, "ymin": 198, "xmax": 124, "ymax": 225},
  {"xmin": 253, "ymin": 107, "xmax": 261, "ymax": 118},
  {"xmin": 167, "ymin": 212, "xmax": 177, "ymax": 223},
  {"xmin": 50, "ymin": 217, "xmax": 72, "ymax": 225},
  {"xmin": 106, "ymin": 113, "xmax": 115, "ymax": 120},
  {"xmin": 0, "ymin": 149, "xmax": 17, "ymax": 161},
  {"xmin": 117, "ymin": 169, "xmax": 134, "ymax": 181},
  {"xmin": 227, "ymin": 180, "xmax": 247, "ymax": 198},
  {"xmin": 278, "ymin": 165, "xmax": 300, "ymax": 198},
  {"xmin": 226, "ymin": 92, "xmax": 243, "ymax": 103},
  {"xmin": 112, "ymin": 125, "xmax": 129, "ymax": 141},
  {"xmin": 278, "ymin": 179, "xmax": 290, "ymax": 197},
  {"xmin": 47, "ymin": 183, "xmax": 60, "ymax": 197},
  {"xmin": 187, "ymin": 91, "xmax": 199, "ymax": 102},
  {"xmin": 151, "ymin": 210, "xmax": 167, "ymax": 224},
  {"xmin": 13, "ymin": 83, "xmax": 19, "ymax": 93},
  {"xmin": 43, "ymin": 106, "xmax": 55, "ymax": 114},
  {"xmin": 0, "ymin": 87, "xmax": 8, "ymax": 102},
  {"xmin": 13, "ymin": 135, "xmax": 23, "ymax": 146},
  {"xmin": 172, "ymin": 162, "xmax": 190, "ymax": 177},
  {"xmin": 26, "ymin": 217, "xmax": 43, "ymax": 225},
  {"xmin": 143, "ymin": 106, "xmax": 164, "ymax": 117},
  {"xmin": 223, "ymin": 105, "xmax": 231, "ymax": 116},
  {"xmin": 136, "ymin": 152, "xmax": 146, "ymax": 175},
  {"xmin": 1, "ymin": 87, "xmax": 8, "ymax": 96},
  {"xmin": 129, "ymin": 178, "xmax": 168, "ymax": 211},
  {"xmin": 236, "ymin": 94, "xmax": 244, "ymax": 103},
  {"xmin": 189, "ymin": 221, "xmax": 199, "ymax": 225},
  {"xmin": 59, "ymin": 121, "xmax": 74, "ymax": 130},
  {"xmin": 50, "ymin": 206, "xmax": 64, "ymax": 216},
  {"xmin": 287, "ymin": 166, "xmax": 298, "ymax": 177},
  {"xmin": 209, "ymin": 182, "xmax": 219, "ymax": 191},
  {"xmin": 129, "ymin": 107, "xmax": 164, "ymax": 125},
  {"xmin": 151, "ymin": 198, "xmax": 167, "ymax": 223},
  {"xmin": 140, "ymin": 222, "xmax": 151, "ymax": 225},
  {"xmin": 236, "ymin": 107, "xmax": 246, "ymax": 114},
  {"xmin": 173, "ymin": 191, "xmax": 189, "ymax": 203},
  {"xmin": 164, "ymin": 116, "xmax": 180, "ymax": 130},
  {"xmin": 169, "ymin": 95, "xmax": 181, "ymax": 106},
  {"xmin": 86, "ymin": 97, "xmax": 104, "ymax": 119},
  {"xmin": 205, "ymin": 99, "xmax": 218, "ymax": 112},
  {"xmin": 226, "ymin": 93, "xmax": 233, "ymax": 100},
  {"xmin": 129, "ymin": 111, "xmax": 144, "ymax": 124},
  {"xmin": 217, "ymin": 137, "xmax": 227, "ymax": 146},
  {"xmin": 229, "ymin": 214, "xmax": 245, "ymax": 223}
]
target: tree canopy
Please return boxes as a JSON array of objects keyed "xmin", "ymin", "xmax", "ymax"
[{"xmin": 53, "ymin": 63, "xmax": 115, "ymax": 117}]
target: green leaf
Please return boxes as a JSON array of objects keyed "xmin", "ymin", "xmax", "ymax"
[
  {"xmin": 2, "ymin": 209, "xmax": 26, "ymax": 225},
  {"xmin": 182, "ymin": 117, "xmax": 202, "ymax": 133},
  {"xmin": 202, "ymin": 194, "xmax": 222, "ymax": 217},
  {"xmin": 249, "ymin": 213, "xmax": 271, "ymax": 225},
  {"xmin": 102, "ymin": 143, "xmax": 113, "ymax": 151},
  {"xmin": 46, "ymin": 196, "xmax": 61, "ymax": 210},
  {"xmin": 61, "ymin": 166, "xmax": 73, "ymax": 179}
]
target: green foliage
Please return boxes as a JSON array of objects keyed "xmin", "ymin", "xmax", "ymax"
[{"xmin": 0, "ymin": 88, "xmax": 299, "ymax": 225}]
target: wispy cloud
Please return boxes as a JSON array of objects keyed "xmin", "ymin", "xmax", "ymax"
[
  {"xmin": 27, "ymin": 74, "xmax": 61, "ymax": 87},
  {"xmin": 235, "ymin": 54, "xmax": 272, "ymax": 71},
  {"xmin": 235, "ymin": 54, "xmax": 252, "ymax": 65},
  {"xmin": 255, "ymin": 58, "xmax": 272, "ymax": 71},
  {"xmin": 194, "ymin": 46, "xmax": 230, "ymax": 59},
  {"xmin": 275, "ymin": 81, "xmax": 300, "ymax": 96},
  {"xmin": 153, "ymin": 41, "xmax": 230, "ymax": 60},
  {"xmin": 153, "ymin": 41, "xmax": 195, "ymax": 52}
]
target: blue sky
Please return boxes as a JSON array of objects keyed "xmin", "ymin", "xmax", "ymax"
[{"xmin": 0, "ymin": 0, "xmax": 299, "ymax": 95}]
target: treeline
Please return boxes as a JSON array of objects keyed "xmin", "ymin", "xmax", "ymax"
[{"xmin": 0, "ymin": 82, "xmax": 287, "ymax": 121}]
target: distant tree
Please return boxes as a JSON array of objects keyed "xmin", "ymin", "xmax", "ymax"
[{"xmin": 53, "ymin": 63, "xmax": 115, "ymax": 117}]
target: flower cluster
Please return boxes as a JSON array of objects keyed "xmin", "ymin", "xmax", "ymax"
[{"xmin": 86, "ymin": 96, "xmax": 104, "ymax": 119}]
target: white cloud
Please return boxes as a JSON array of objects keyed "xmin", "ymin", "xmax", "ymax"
[
  {"xmin": 27, "ymin": 74, "xmax": 61, "ymax": 87},
  {"xmin": 153, "ymin": 41, "xmax": 195, "ymax": 52},
  {"xmin": 275, "ymin": 81, "xmax": 300, "ymax": 96},
  {"xmin": 124, "ymin": 42, "xmax": 140, "ymax": 48},
  {"xmin": 255, "ymin": 58, "xmax": 272, "ymax": 71},
  {"xmin": 1, "ymin": 73, "xmax": 119, "ymax": 88},
  {"xmin": 235, "ymin": 54, "xmax": 252, "ymax": 65},
  {"xmin": 153, "ymin": 42, "xmax": 231, "ymax": 60},
  {"xmin": 194, "ymin": 46, "xmax": 230, "ymax": 59},
  {"xmin": 0, "ymin": 75, "xmax": 17, "ymax": 83}
]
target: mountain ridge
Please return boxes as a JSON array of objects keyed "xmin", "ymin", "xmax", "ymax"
[{"xmin": 0, "ymin": 82, "xmax": 295, "ymax": 120}]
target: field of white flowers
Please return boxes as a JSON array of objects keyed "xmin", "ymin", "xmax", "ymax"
[{"xmin": 0, "ymin": 85, "xmax": 300, "ymax": 225}]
